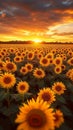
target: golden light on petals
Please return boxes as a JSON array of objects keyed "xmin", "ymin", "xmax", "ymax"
[
  {"xmin": 16, "ymin": 81, "xmax": 29, "ymax": 94},
  {"xmin": 37, "ymin": 88, "xmax": 56, "ymax": 104},
  {"xmin": 52, "ymin": 82, "xmax": 66, "ymax": 95},
  {"xmin": 54, "ymin": 109, "xmax": 64, "ymax": 128},
  {"xmin": 0, "ymin": 73, "xmax": 16, "ymax": 89},
  {"xmin": 33, "ymin": 68, "xmax": 45, "ymax": 78},
  {"xmin": 15, "ymin": 98, "xmax": 55, "ymax": 130}
]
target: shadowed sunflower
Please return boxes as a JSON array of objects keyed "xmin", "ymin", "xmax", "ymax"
[
  {"xmin": 14, "ymin": 56, "xmax": 22, "ymax": 63},
  {"xmin": 37, "ymin": 53, "xmax": 43, "ymax": 60},
  {"xmin": 4, "ymin": 56, "xmax": 10, "ymax": 61},
  {"xmin": 27, "ymin": 51, "xmax": 34, "ymax": 60},
  {"xmin": 4, "ymin": 61, "xmax": 17, "ymax": 72},
  {"xmin": 20, "ymin": 66, "xmax": 28, "ymax": 75},
  {"xmin": 45, "ymin": 52, "xmax": 54, "ymax": 59},
  {"xmin": 54, "ymin": 66, "xmax": 62, "ymax": 74},
  {"xmin": 0, "ymin": 60, "xmax": 5, "ymax": 70},
  {"xmin": 40, "ymin": 57, "xmax": 50, "ymax": 67},
  {"xmin": 33, "ymin": 68, "xmax": 45, "ymax": 78},
  {"xmin": 52, "ymin": 82, "xmax": 66, "ymax": 95},
  {"xmin": 67, "ymin": 57, "xmax": 73, "ymax": 66},
  {"xmin": 54, "ymin": 57, "xmax": 62, "ymax": 66},
  {"xmin": 37, "ymin": 88, "xmax": 56, "ymax": 105},
  {"xmin": 0, "ymin": 73, "xmax": 16, "ymax": 89},
  {"xmin": 25, "ymin": 63, "xmax": 33, "ymax": 72},
  {"xmin": 54, "ymin": 109, "xmax": 64, "ymax": 128},
  {"xmin": 15, "ymin": 98, "xmax": 55, "ymax": 130},
  {"xmin": 61, "ymin": 64, "xmax": 66, "ymax": 71},
  {"xmin": 17, "ymin": 81, "xmax": 29, "ymax": 94}
]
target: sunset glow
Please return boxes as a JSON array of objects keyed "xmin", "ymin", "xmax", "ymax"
[{"xmin": 0, "ymin": 0, "xmax": 73, "ymax": 42}]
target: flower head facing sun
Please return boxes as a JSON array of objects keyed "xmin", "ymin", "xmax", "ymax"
[
  {"xmin": 25, "ymin": 63, "xmax": 33, "ymax": 72},
  {"xmin": 40, "ymin": 57, "xmax": 50, "ymax": 67},
  {"xmin": 4, "ymin": 61, "xmax": 17, "ymax": 72},
  {"xmin": 33, "ymin": 68, "xmax": 45, "ymax": 79},
  {"xmin": 16, "ymin": 81, "xmax": 29, "ymax": 94},
  {"xmin": 20, "ymin": 66, "xmax": 28, "ymax": 75},
  {"xmin": 54, "ymin": 109, "xmax": 64, "ymax": 128},
  {"xmin": 52, "ymin": 82, "xmax": 66, "ymax": 95},
  {"xmin": 37, "ymin": 88, "xmax": 56, "ymax": 105},
  {"xmin": 0, "ymin": 73, "xmax": 16, "ymax": 89},
  {"xmin": 15, "ymin": 98, "xmax": 55, "ymax": 130}
]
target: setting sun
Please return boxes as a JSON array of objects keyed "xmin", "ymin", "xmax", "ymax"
[{"xmin": 33, "ymin": 39, "xmax": 42, "ymax": 43}]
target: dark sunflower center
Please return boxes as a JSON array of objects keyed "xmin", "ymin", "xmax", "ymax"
[
  {"xmin": 22, "ymin": 68, "xmax": 26, "ymax": 72},
  {"xmin": 55, "ymin": 86, "xmax": 62, "ymax": 91},
  {"xmin": 26, "ymin": 109, "xmax": 46, "ymax": 128},
  {"xmin": 6, "ymin": 63, "xmax": 14, "ymax": 70},
  {"xmin": 56, "ymin": 68, "xmax": 60, "ymax": 72},
  {"xmin": 0, "ymin": 63, "xmax": 3, "ymax": 68},
  {"xmin": 27, "ymin": 65, "xmax": 31, "ymax": 70},
  {"xmin": 3, "ymin": 76, "xmax": 11, "ymax": 84},
  {"xmin": 16, "ymin": 58, "xmax": 20, "ymax": 61},
  {"xmin": 20, "ymin": 85, "xmax": 25, "ymax": 90},
  {"xmin": 37, "ymin": 70, "xmax": 42, "ymax": 75},
  {"xmin": 71, "ymin": 59, "xmax": 73, "ymax": 64},
  {"xmin": 42, "ymin": 92, "xmax": 51, "ymax": 101},
  {"xmin": 54, "ymin": 114, "xmax": 59, "ymax": 122},
  {"xmin": 56, "ymin": 59, "xmax": 60, "ymax": 64},
  {"xmin": 28, "ymin": 53, "xmax": 33, "ymax": 58},
  {"xmin": 42, "ymin": 59, "xmax": 48, "ymax": 64},
  {"xmin": 47, "ymin": 55, "xmax": 51, "ymax": 58}
]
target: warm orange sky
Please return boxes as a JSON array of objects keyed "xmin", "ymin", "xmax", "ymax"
[{"xmin": 0, "ymin": 0, "xmax": 73, "ymax": 42}]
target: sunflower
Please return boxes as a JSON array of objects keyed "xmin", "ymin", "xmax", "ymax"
[
  {"xmin": 67, "ymin": 57, "xmax": 73, "ymax": 66},
  {"xmin": 54, "ymin": 66, "xmax": 62, "ymax": 74},
  {"xmin": 52, "ymin": 82, "xmax": 66, "ymax": 95},
  {"xmin": 37, "ymin": 53, "xmax": 43, "ymax": 60},
  {"xmin": 27, "ymin": 51, "xmax": 34, "ymax": 60},
  {"xmin": 45, "ymin": 52, "xmax": 54, "ymax": 59},
  {"xmin": 21, "ymin": 52, "xmax": 26, "ymax": 57},
  {"xmin": 15, "ymin": 98, "xmax": 55, "ymax": 130},
  {"xmin": 37, "ymin": 88, "xmax": 56, "ymax": 105},
  {"xmin": 4, "ymin": 61, "xmax": 17, "ymax": 72},
  {"xmin": 25, "ymin": 63, "xmax": 33, "ymax": 72},
  {"xmin": 4, "ymin": 56, "xmax": 10, "ymax": 61},
  {"xmin": 0, "ymin": 60, "xmax": 5, "ymax": 70},
  {"xmin": 66, "ymin": 69, "xmax": 72, "ymax": 78},
  {"xmin": 14, "ymin": 56, "xmax": 22, "ymax": 63},
  {"xmin": 40, "ymin": 57, "xmax": 50, "ymax": 67},
  {"xmin": 33, "ymin": 68, "xmax": 45, "ymax": 78},
  {"xmin": 61, "ymin": 64, "xmax": 66, "ymax": 71},
  {"xmin": 9, "ymin": 48, "xmax": 15, "ymax": 54},
  {"xmin": 54, "ymin": 57, "xmax": 62, "ymax": 66},
  {"xmin": 0, "ymin": 53, "xmax": 4, "ymax": 60},
  {"xmin": 16, "ymin": 81, "xmax": 29, "ymax": 94},
  {"xmin": 20, "ymin": 66, "xmax": 28, "ymax": 75},
  {"xmin": 0, "ymin": 73, "xmax": 16, "ymax": 89},
  {"xmin": 54, "ymin": 109, "xmax": 64, "ymax": 128},
  {"xmin": 69, "ymin": 71, "xmax": 73, "ymax": 81}
]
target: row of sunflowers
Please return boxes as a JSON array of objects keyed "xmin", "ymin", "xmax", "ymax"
[{"xmin": 0, "ymin": 45, "xmax": 73, "ymax": 130}]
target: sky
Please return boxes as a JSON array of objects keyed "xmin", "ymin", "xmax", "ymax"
[{"xmin": 0, "ymin": 0, "xmax": 73, "ymax": 42}]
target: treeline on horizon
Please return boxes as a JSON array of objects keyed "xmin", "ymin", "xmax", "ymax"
[{"xmin": 0, "ymin": 41, "xmax": 73, "ymax": 44}]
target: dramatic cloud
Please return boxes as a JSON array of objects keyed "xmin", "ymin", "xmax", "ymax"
[{"xmin": 0, "ymin": 0, "xmax": 73, "ymax": 42}]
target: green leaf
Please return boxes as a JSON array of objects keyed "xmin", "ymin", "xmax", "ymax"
[
  {"xmin": 61, "ymin": 105, "xmax": 72, "ymax": 116},
  {"xmin": 57, "ymin": 95, "xmax": 66, "ymax": 104},
  {"xmin": 0, "ymin": 126, "xmax": 3, "ymax": 130},
  {"xmin": 70, "ymin": 94, "xmax": 73, "ymax": 102},
  {"xmin": 57, "ymin": 123, "xmax": 73, "ymax": 130},
  {"xmin": 0, "ymin": 91, "xmax": 9, "ymax": 101}
]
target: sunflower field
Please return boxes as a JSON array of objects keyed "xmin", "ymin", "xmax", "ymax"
[{"xmin": 0, "ymin": 43, "xmax": 73, "ymax": 130}]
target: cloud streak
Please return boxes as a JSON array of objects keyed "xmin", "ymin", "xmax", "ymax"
[{"xmin": 0, "ymin": 0, "xmax": 73, "ymax": 42}]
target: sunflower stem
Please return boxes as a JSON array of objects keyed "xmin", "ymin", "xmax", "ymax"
[
  {"xmin": 6, "ymin": 88, "xmax": 10, "ymax": 107},
  {"xmin": 22, "ymin": 94, "xmax": 24, "ymax": 102}
]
